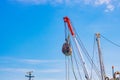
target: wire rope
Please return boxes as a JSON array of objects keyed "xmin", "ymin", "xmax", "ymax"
[
  {"xmin": 70, "ymin": 22, "xmax": 101, "ymax": 80},
  {"xmin": 70, "ymin": 55, "xmax": 78, "ymax": 80},
  {"xmin": 65, "ymin": 56, "xmax": 68, "ymax": 80},
  {"xmin": 101, "ymin": 35, "xmax": 120, "ymax": 47},
  {"xmin": 64, "ymin": 22, "xmax": 67, "ymax": 41},
  {"xmin": 68, "ymin": 56, "xmax": 70, "ymax": 80},
  {"xmin": 75, "ymin": 32, "xmax": 101, "ymax": 80},
  {"xmin": 71, "ymin": 43, "xmax": 83, "ymax": 80},
  {"xmin": 90, "ymin": 34, "xmax": 96, "ymax": 80}
]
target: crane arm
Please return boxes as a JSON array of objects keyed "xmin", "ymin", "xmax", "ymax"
[
  {"xmin": 63, "ymin": 17, "xmax": 75, "ymax": 36},
  {"xmin": 63, "ymin": 16, "xmax": 90, "ymax": 80}
]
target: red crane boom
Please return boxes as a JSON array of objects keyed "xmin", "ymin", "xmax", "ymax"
[{"xmin": 63, "ymin": 17, "xmax": 75, "ymax": 36}]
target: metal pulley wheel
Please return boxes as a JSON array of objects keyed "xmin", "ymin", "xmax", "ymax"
[
  {"xmin": 105, "ymin": 77, "xmax": 109, "ymax": 80},
  {"xmin": 62, "ymin": 42, "xmax": 72, "ymax": 56}
]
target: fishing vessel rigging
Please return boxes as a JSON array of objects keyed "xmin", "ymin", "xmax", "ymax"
[{"xmin": 62, "ymin": 16, "xmax": 120, "ymax": 80}]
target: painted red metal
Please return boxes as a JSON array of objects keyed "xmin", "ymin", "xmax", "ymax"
[{"xmin": 63, "ymin": 17, "xmax": 75, "ymax": 36}]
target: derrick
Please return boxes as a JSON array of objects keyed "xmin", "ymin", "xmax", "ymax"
[
  {"xmin": 61, "ymin": 16, "xmax": 120, "ymax": 80},
  {"xmin": 62, "ymin": 16, "xmax": 96, "ymax": 80}
]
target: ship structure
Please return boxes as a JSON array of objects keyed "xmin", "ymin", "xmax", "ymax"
[{"xmin": 62, "ymin": 16, "xmax": 120, "ymax": 80}]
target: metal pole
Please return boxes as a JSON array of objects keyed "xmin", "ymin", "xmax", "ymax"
[
  {"xmin": 96, "ymin": 33, "xmax": 106, "ymax": 80},
  {"xmin": 25, "ymin": 71, "xmax": 34, "ymax": 80}
]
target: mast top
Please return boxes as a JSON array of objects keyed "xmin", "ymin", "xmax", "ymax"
[{"xmin": 96, "ymin": 33, "xmax": 100, "ymax": 38}]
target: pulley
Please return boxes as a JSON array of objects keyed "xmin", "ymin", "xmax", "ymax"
[
  {"xmin": 62, "ymin": 42, "xmax": 72, "ymax": 56},
  {"xmin": 105, "ymin": 77, "xmax": 109, "ymax": 80}
]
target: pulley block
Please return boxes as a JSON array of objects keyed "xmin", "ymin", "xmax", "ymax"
[{"xmin": 62, "ymin": 42, "xmax": 72, "ymax": 56}]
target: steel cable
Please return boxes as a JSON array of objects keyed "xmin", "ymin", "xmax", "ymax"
[{"xmin": 101, "ymin": 35, "xmax": 120, "ymax": 48}]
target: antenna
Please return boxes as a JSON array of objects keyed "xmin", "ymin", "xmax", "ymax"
[{"xmin": 25, "ymin": 71, "xmax": 35, "ymax": 80}]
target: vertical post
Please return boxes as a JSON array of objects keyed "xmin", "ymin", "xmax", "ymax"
[
  {"xmin": 25, "ymin": 71, "xmax": 34, "ymax": 80},
  {"xmin": 112, "ymin": 66, "xmax": 115, "ymax": 79},
  {"xmin": 96, "ymin": 33, "xmax": 106, "ymax": 80}
]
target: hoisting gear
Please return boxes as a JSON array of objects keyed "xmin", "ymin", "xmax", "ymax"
[
  {"xmin": 62, "ymin": 16, "xmax": 120, "ymax": 80},
  {"xmin": 62, "ymin": 42, "xmax": 72, "ymax": 56},
  {"xmin": 105, "ymin": 77, "xmax": 109, "ymax": 80},
  {"xmin": 62, "ymin": 35, "xmax": 72, "ymax": 56}
]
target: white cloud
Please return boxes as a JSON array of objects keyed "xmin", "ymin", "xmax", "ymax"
[
  {"xmin": 95, "ymin": 0, "xmax": 111, "ymax": 5},
  {"xmin": 95, "ymin": 0, "xmax": 115, "ymax": 12},
  {"xmin": 15, "ymin": 0, "xmax": 47, "ymax": 4},
  {"xmin": 0, "ymin": 68, "xmax": 35, "ymax": 73},
  {"xmin": 13, "ymin": 0, "xmax": 65, "ymax": 5},
  {"xmin": 11, "ymin": 0, "xmax": 120, "ymax": 12},
  {"xmin": 21, "ymin": 59, "xmax": 63, "ymax": 64},
  {"xmin": 105, "ymin": 4, "xmax": 114, "ymax": 12},
  {"xmin": 37, "ymin": 69, "xmax": 63, "ymax": 73},
  {"xmin": 0, "ymin": 57, "xmax": 63, "ymax": 64},
  {"xmin": 0, "ymin": 57, "xmax": 63, "ymax": 73},
  {"xmin": 0, "ymin": 68, "xmax": 63, "ymax": 73}
]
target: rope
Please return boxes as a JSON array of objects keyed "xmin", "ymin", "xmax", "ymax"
[
  {"xmin": 64, "ymin": 22, "xmax": 67, "ymax": 41},
  {"xmin": 76, "ymin": 33, "xmax": 101, "ymax": 80},
  {"xmin": 70, "ymin": 22, "xmax": 101, "ymax": 79},
  {"xmin": 64, "ymin": 20, "xmax": 71, "ymax": 80},
  {"xmin": 101, "ymin": 35, "xmax": 120, "ymax": 47},
  {"xmin": 68, "ymin": 57, "xmax": 70, "ymax": 80},
  {"xmin": 64, "ymin": 19, "xmax": 104, "ymax": 80},
  {"xmin": 71, "ymin": 43, "xmax": 83, "ymax": 80},
  {"xmin": 65, "ymin": 56, "xmax": 67, "ymax": 80},
  {"xmin": 90, "ymin": 34, "xmax": 96, "ymax": 80},
  {"xmin": 70, "ymin": 55, "xmax": 78, "ymax": 80},
  {"xmin": 64, "ymin": 19, "xmax": 77, "ymax": 80},
  {"xmin": 65, "ymin": 56, "xmax": 70, "ymax": 80}
]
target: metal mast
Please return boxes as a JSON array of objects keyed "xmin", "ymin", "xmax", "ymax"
[
  {"xmin": 25, "ymin": 71, "xmax": 35, "ymax": 80},
  {"xmin": 96, "ymin": 33, "xmax": 106, "ymax": 80}
]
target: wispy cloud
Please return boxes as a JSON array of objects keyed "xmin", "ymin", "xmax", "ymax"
[
  {"xmin": 0, "ymin": 68, "xmax": 35, "ymax": 73},
  {"xmin": 0, "ymin": 68, "xmax": 63, "ymax": 73},
  {"xmin": 0, "ymin": 57, "xmax": 63, "ymax": 64},
  {"xmin": 11, "ymin": 0, "xmax": 120, "ymax": 12},
  {"xmin": 12, "ymin": 0, "xmax": 64, "ymax": 5},
  {"xmin": 37, "ymin": 69, "xmax": 63, "ymax": 73},
  {"xmin": 21, "ymin": 59, "xmax": 63, "ymax": 64},
  {"xmin": 13, "ymin": 0, "xmax": 45, "ymax": 4},
  {"xmin": 94, "ymin": 0, "xmax": 115, "ymax": 12},
  {"xmin": 0, "ymin": 57, "xmax": 63, "ymax": 73}
]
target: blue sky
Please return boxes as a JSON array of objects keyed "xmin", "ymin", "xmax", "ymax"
[{"xmin": 0, "ymin": 0, "xmax": 120, "ymax": 80}]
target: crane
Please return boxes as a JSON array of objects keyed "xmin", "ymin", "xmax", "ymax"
[
  {"xmin": 62, "ymin": 16, "xmax": 110, "ymax": 80},
  {"xmin": 62, "ymin": 16, "xmax": 120, "ymax": 80},
  {"xmin": 63, "ymin": 16, "xmax": 90, "ymax": 80}
]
